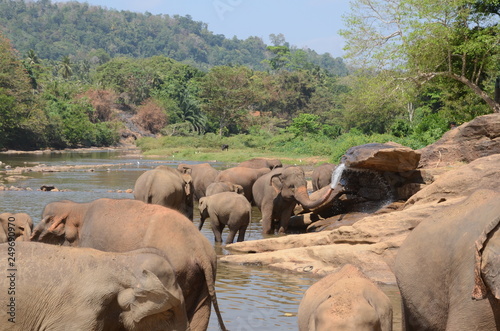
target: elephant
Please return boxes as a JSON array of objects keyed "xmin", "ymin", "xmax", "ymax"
[
  {"xmin": 134, "ymin": 165, "xmax": 194, "ymax": 220},
  {"xmin": 0, "ymin": 242, "xmax": 189, "ymax": 331},
  {"xmin": 205, "ymin": 181, "xmax": 244, "ymax": 196},
  {"xmin": 311, "ymin": 163, "xmax": 336, "ymax": 191},
  {"xmin": 298, "ymin": 264, "xmax": 393, "ymax": 331},
  {"xmin": 198, "ymin": 192, "xmax": 251, "ymax": 244},
  {"xmin": 214, "ymin": 166, "xmax": 271, "ymax": 203},
  {"xmin": 252, "ymin": 166, "xmax": 343, "ymax": 234},
  {"xmin": 238, "ymin": 157, "xmax": 282, "ymax": 170},
  {"xmin": 395, "ymin": 189, "xmax": 500, "ymax": 331},
  {"xmin": 177, "ymin": 163, "xmax": 219, "ymax": 200},
  {"xmin": 0, "ymin": 212, "xmax": 33, "ymax": 243},
  {"xmin": 30, "ymin": 198, "xmax": 227, "ymax": 331}
]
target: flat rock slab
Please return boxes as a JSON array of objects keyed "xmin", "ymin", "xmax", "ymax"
[{"xmin": 342, "ymin": 142, "xmax": 421, "ymax": 172}]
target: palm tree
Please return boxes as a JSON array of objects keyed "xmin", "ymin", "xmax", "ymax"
[{"xmin": 58, "ymin": 56, "xmax": 73, "ymax": 79}]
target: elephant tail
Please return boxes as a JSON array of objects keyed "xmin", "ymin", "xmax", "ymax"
[{"xmin": 202, "ymin": 260, "xmax": 228, "ymax": 331}]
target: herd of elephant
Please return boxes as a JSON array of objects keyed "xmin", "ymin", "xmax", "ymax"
[
  {"xmin": 133, "ymin": 158, "xmax": 341, "ymax": 242},
  {"xmin": 0, "ymin": 157, "xmax": 499, "ymax": 330}
]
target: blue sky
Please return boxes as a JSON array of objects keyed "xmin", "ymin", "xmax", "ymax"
[{"xmin": 51, "ymin": 0, "xmax": 351, "ymax": 57}]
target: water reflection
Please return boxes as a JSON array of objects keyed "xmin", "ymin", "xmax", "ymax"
[{"xmin": 0, "ymin": 150, "xmax": 401, "ymax": 330}]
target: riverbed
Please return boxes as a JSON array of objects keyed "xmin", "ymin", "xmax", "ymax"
[{"xmin": 0, "ymin": 149, "xmax": 401, "ymax": 330}]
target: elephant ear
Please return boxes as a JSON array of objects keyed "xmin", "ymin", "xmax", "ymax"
[
  {"xmin": 473, "ymin": 215, "xmax": 500, "ymax": 300},
  {"xmin": 31, "ymin": 215, "xmax": 67, "ymax": 241},
  {"xmin": 118, "ymin": 269, "xmax": 182, "ymax": 328}
]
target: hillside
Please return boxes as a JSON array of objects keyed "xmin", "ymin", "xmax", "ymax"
[{"xmin": 0, "ymin": 0, "xmax": 348, "ymax": 74}]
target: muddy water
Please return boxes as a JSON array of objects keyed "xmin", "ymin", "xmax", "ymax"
[{"xmin": 0, "ymin": 150, "xmax": 401, "ymax": 330}]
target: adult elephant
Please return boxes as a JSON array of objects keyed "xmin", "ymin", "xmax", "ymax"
[
  {"xmin": 214, "ymin": 166, "xmax": 271, "ymax": 203},
  {"xmin": 253, "ymin": 166, "xmax": 342, "ymax": 234},
  {"xmin": 395, "ymin": 189, "xmax": 500, "ymax": 331},
  {"xmin": 30, "ymin": 198, "xmax": 227, "ymax": 331},
  {"xmin": 0, "ymin": 212, "xmax": 32, "ymax": 242},
  {"xmin": 298, "ymin": 264, "xmax": 393, "ymax": 331},
  {"xmin": 177, "ymin": 163, "xmax": 219, "ymax": 200},
  {"xmin": 0, "ymin": 242, "xmax": 189, "ymax": 331},
  {"xmin": 311, "ymin": 163, "xmax": 336, "ymax": 192},
  {"xmin": 238, "ymin": 157, "xmax": 282, "ymax": 170},
  {"xmin": 134, "ymin": 165, "xmax": 194, "ymax": 220}
]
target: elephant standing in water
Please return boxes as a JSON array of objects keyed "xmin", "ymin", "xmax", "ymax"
[
  {"xmin": 205, "ymin": 181, "xmax": 243, "ymax": 196},
  {"xmin": 177, "ymin": 163, "xmax": 219, "ymax": 200},
  {"xmin": 252, "ymin": 166, "xmax": 341, "ymax": 234},
  {"xmin": 31, "ymin": 198, "xmax": 227, "ymax": 331},
  {"xmin": 0, "ymin": 212, "xmax": 33, "ymax": 242},
  {"xmin": 134, "ymin": 165, "xmax": 194, "ymax": 220},
  {"xmin": 214, "ymin": 166, "xmax": 270, "ymax": 203},
  {"xmin": 298, "ymin": 264, "xmax": 393, "ymax": 331},
  {"xmin": 0, "ymin": 242, "xmax": 189, "ymax": 331},
  {"xmin": 395, "ymin": 190, "xmax": 500, "ymax": 331},
  {"xmin": 198, "ymin": 192, "xmax": 251, "ymax": 244}
]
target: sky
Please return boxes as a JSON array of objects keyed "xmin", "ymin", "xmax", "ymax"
[{"xmin": 51, "ymin": 0, "xmax": 351, "ymax": 57}]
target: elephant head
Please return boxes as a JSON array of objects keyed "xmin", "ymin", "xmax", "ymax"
[
  {"xmin": 30, "ymin": 200, "xmax": 88, "ymax": 245},
  {"xmin": 198, "ymin": 197, "xmax": 208, "ymax": 220},
  {"xmin": 0, "ymin": 213, "xmax": 33, "ymax": 243},
  {"xmin": 473, "ymin": 201, "xmax": 500, "ymax": 300},
  {"xmin": 270, "ymin": 166, "xmax": 334, "ymax": 210},
  {"xmin": 119, "ymin": 268, "xmax": 190, "ymax": 331}
]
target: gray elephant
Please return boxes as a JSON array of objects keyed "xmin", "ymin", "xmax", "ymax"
[
  {"xmin": 0, "ymin": 212, "xmax": 33, "ymax": 242},
  {"xmin": 0, "ymin": 242, "xmax": 189, "ymax": 331},
  {"xmin": 177, "ymin": 163, "xmax": 219, "ymax": 200},
  {"xmin": 198, "ymin": 192, "xmax": 251, "ymax": 244},
  {"xmin": 252, "ymin": 166, "xmax": 342, "ymax": 234},
  {"xmin": 311, "ymin": 163, "xmax": 336, "ymax": 191},
  {"xmin": 134, "ymin": 165, "xmax": 194, "ymax": 220},
  {"xmin": 298, "ymin": 264, "xmax": 393, "ymax": 331},
  {"xmin": 214, "ymin": 166, "xmax": 271, "ymax": 203},
  {"xmin": 238, "ymin": 157, "xmax": 282, "ymax": 170},
  {"xmin": 205, "ymin": 181, "xmax": 244, "ymax": 196},
  {"xmin": 30, "ymin": 198, "xmax": 227, "ymax": 331},
  {"xmin": 395, "ymin": 189, "xmax": 500, "ymax": 331}
]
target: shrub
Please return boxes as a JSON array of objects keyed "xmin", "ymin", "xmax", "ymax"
[{"xmin": 133, "ymin": 99, "xmax": 167, "ymax": 134}]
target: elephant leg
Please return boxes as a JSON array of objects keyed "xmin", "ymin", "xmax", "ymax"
[
  {"xmin": 261, "ymin": 201, "xmax": 274, "ymax": 235},
  {"xmin": 236, "ymin": 225, "xmax": 247, "ymax": 242},
  {"xmin": 278, "ymin": 203, "xmax": 297, "ymax": 234},
  {"xmin": 211, "ymin": 221, "xmax": 224, "ymax": 242},
  {"xmin": 225, "ymin": 229, "xmax": 237, "ymax": 244}
]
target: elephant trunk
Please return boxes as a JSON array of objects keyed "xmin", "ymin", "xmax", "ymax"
[{"xmin": 294, "ymin": 186, "xmax": 333, "ymax": 210}]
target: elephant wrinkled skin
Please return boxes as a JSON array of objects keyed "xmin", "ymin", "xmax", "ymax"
[
  {"xmin": 395, "ymin": 189, "xmax": 500, "ymax": 331},
  {"xmin": 298, "ymin": 264, "xmax": 393, "ymax": 331},
  {"xmin": 31, "ymin": 198, "xmax": 226, "ymax": 331},
  {"xmin": 199, "ymin": 192, "xmax": 251, "ymax": 244},
  {"xmin": 134, "ymin": 165, "xmax": 194, "ymax": 220},
  {"xmin": 0, "ymin": 242, "xmax": 189, "ymax": 331},
  {"xmin": 0, "ymin": 212, "xmax": 33, "ymax": 243}
]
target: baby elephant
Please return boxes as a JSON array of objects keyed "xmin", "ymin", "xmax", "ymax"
[
  {"xmin": 198, "ymin": 192, "xmax": 251, "ymax": 244},
  {"xmin": 298, "ymin": 264, "xmax": 393, "ymax": 331},
  {"xmin": 0, "ymin": 242, "xmax": 189, "ymax": 331}
]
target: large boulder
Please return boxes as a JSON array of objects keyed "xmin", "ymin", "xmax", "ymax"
[
  {"xmin": 418, "ymin": 113, "xmax": 500, "ymax": 168},
  {"xmin": 342, "ymin": 142, "xmax": 421, "ymax": 172},
  {"xmin": 222, "ymin": 154, "xmax": 500, "ymax": 284}
]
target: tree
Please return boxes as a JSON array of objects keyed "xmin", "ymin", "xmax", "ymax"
[
  {"xmin": 341, "ymin": 0, "xmax": 500, "ymax": 113},
  {"xmin": 59, "ymin": 55, "xmax": 73, "ymax": 79},
  {"xmin": 199, "ymin": 66, "xmax": 258, "ymax": 136}
]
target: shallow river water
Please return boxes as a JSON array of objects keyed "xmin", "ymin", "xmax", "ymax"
[{"xmin": 0, "ymin": 149, "xmax": 401, "ymax": 330}]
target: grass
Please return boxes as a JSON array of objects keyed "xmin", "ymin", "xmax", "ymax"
[{"xmin": 135, "ymin": 130, "xmax": 434, "ymax": 165}]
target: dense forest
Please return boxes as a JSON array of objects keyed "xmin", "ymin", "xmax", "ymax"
[
  {"xmin": 0, "ymin": 0, "xmax": 497, "ymax": 154},
  {"xmin": 0, "ymin": 0, "xmax": 347, "ymax": 74}
]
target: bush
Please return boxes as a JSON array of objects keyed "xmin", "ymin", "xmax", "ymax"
[{"xmin": 133, "ymin": 99, "xmax": 167, "ymax": 134}]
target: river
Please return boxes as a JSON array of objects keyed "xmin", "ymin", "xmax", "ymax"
[{"xmin": 0, "ymin": 149, "xmax": 401, "ymax": 331}]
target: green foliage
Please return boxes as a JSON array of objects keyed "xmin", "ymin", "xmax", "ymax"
[
  {"xmin": 289, "ymin": 113, "xmax": 321, "ymax": 137},
  {"xmin": 0, "ymin": 0, "xmax": 348, "ymax": 74}
]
